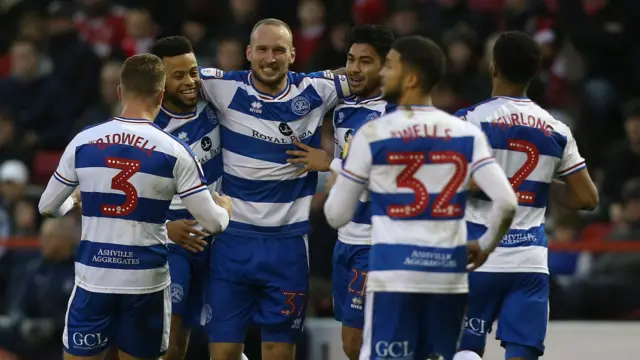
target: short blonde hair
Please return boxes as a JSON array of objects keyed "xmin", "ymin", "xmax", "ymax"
[
  {"xmin": 120, "ymin": 53, "xmax": 166, "ymax": 98},
  {"xmin": 251, "ymin": 18, "xmax": 293, "ymax": 39}
]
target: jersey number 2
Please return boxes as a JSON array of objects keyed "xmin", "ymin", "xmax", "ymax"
[
  {"xmin": 387, "ymin": 151, "xmax": 467, "ymax": 218},
  {"xmin": 508, "ymin": 139, "xmax": 539, "ymax": 204},
  {"xmin": 100, "ymin": 157, "xmax": 141, "ymax": 216}
]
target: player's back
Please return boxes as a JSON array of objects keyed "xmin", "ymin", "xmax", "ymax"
[
  {"xmin": 361, "ymin": 106, "xmax": 489, "ymax": 294},
  {"xmin": 72, "ymin": 117, "xmax": 192, "ymax": 294},
  {"xmin": 459, "ymin": 96, "xmax": 585, "ymax": 273}
]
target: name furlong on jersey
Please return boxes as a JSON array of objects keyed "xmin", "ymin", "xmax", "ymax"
[
  {"xmin": 55, "ymin": 117, "xmax": 208, "ymax": 294},
  {"xmin": 333, "ymin": 96, "xmax": 393, "ymax": 245},
  {"xmin": 341, "ymin": 106, "xmax": 496, "ymax": 294},
  {"xmin": 457, "ymin": 96, "xmax": 586, "ymax": 273},
  {"xmin": 199, "ymin": 67, "xmax": 350, "ymax": 236},
  {"xmin": 155, "ymin": 101, "xmax": 222, "ymax": 224}
]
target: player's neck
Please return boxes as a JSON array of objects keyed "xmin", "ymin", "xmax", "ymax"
[
  {"xmin": 251, "ymin": 73, "xmax": 287, "ymax": 97},
  {"xmin": 397, "ymin": 91, "xmax": 433, "ymax": 107},
  {"xmin": 119, "ymin": 103, "xmax": 156, "ymax": 122},
  {"xmin": 355, "ymin": 87, "xmax": 381, "ymax": 101},
  {"xmin": 162, "ymin": 101, "xmax": 196, "ymax": 116},
  {"xmin": 491, "ymin": 82, "xmax": 528, "ymax": 99}
]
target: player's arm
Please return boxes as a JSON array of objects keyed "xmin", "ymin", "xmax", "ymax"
[
  {"xmin": 38, "ymin": 141, "xmax": 80, "ymax": 217},
  {"xmin": 324, "ymin": 129, "xmax": 370, "ymax": 228},
  {"xmin": 304, "ymin": 70, "xmax": 351, "ymax": 109},
  {"xmin": 470, "ymin": 133, "xmax": 518, "ymax": 254},
  {"xmin": 173, "ymin": 145, "xmax": 230, "ymax": 235},
  {"xmin": 198, "ymin": 67, "xmax": 233, "ymax": 110},
  {"xmin": 454, "ymin": 108, "xmax": 482, "ymax": 192},
  {"xmin": 550, "ymin": 135, "xmax": 599, "ymax": 210}
]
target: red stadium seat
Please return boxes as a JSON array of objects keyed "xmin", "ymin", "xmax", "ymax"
[
  {"xmin": 32, "ymin": 150, "xmax": 63, "ymax": 185},
  {"xmin": 578, "ymin": 222, "xmax": 614, "ymax": 242}
]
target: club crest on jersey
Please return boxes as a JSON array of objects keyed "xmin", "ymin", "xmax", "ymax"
[
  {"xmin": 206, "ymin": 107, "xmax": 218, "ymax": 126},
  {"xmin": 201, "ymin": 136, "xmax": 212, "ymax": 151},
  {"xmin": 177, "ymin": 132, "xmax": 189, "ymax": 142},
  {"xmin": 201, "ymin": 304, "xmax": 212, "ymax": 324},
  {"xmin": 170, "ymin": 283, "xmax": 184, "ymax": 303},
  {"xmin": 291, "ymin": 96, "xmax": 311, "ymax": 116},
  {"xmin": 278, "ymin": 122, "xmax": 294, "ymax": 136}
]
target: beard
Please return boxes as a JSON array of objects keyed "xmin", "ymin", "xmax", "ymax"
[
  {"xmin": 163, "ymin": 91, "xmax": 196, "ymax": 113},
  {"xmin": 381, "ymin": 86, "xmax": 402, "ymax": 104},
  {"xmin": 252, "ymin": 66, "xmax": 288, "ymax": 88}
]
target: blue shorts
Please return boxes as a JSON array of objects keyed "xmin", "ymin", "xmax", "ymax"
[
  {"xmin": 206, "ymin": 233, "xmax": 309, "ymax": 343},
  {"xmin": 361, "ymin": 292, "xmax": 466, "ymax": 360},
  {"xmin": 168, "ymin": 240, "xmax": 210, "ymax": 328},
  {"xmin": 459, "ymin": 272, "xmax": 549, "ymax": 358},
  {"xmin": 63, "ymin": 285, "xmax": 170, "ymax": 358},
  {"xmin": 332, "ymin": 240, "xmax": 370, "ymax": 329}
]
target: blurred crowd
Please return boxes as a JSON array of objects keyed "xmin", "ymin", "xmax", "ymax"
[{"xmin": 1, "ymin": 0, "xmax": 640, "ymax": 359}]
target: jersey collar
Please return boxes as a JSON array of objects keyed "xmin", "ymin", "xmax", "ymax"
[
  {"xmin": 160, "ymin": 105, "xmax": 197, "ymax": 119},
  {"xmin": 247, "ymin": 71, "xmax": 291, "ymax": 100}
]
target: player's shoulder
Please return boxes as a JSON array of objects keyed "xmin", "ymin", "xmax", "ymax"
[
  {"xmin": 454, "ymin": 97, "xmax": 505, "ymax": 121},
  {"xmin": 356, "ymin": 108, "xmax": 401, "ymax": 138},
  {"xmin": 289, "ymin": 70, "xmax": 346, "ymax": 88},
  {"xmin": 195, "ymin": 101, "xmax": 219, "ymax": 123},
  {"xmin": 146, "ymin": 123, "xmax": 196, "ymax": 158},
  {"xmin": 199, "ymin": 66, "xmax": 248, "ymax": 83}
]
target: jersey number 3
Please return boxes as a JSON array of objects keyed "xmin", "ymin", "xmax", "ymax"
[
  {"xmin": 100, "ymin": 157, "xmax": 141, "ymax": 216},
  {"xmin": 508, "ymin": 139, "xmax": 539, "ymax": 204},
  {"xmin": 387, "ymin": 151, "xmax": 467, "ymax": 218}
]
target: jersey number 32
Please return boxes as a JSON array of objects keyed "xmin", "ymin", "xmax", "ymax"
[{"xmin": 386, "ymin": 151, "xmax": 467, "ymax": 218}]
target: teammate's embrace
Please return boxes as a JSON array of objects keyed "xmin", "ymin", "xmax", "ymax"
[
  {"xmin": 198, "ymin": 18, "xmax": 351, "ymax": 360},
  {"xmin": 453, "ymin": 32, "xmax": 599, "ymax": 360},
  {"xmin": 324, "ymin": 36, "xmax": 518, "ymax": 360},
  {"xmin": 38, "ymin": 54, "xmax": 231, "ymax": 360},
  {"xmin": 150, "ymin": 36, "xmax": 224, "ymax": 360},
  {"xmin": 326, "ymin": 25, "xmax": 394, "ymax": 360}
]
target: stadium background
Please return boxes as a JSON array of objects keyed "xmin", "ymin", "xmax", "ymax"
[{"xmin": 0, "ymin": 0, "xmax": 639, "ymax": 359}]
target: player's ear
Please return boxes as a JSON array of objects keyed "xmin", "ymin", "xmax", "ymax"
[
  {"xmin": 490, "ymin": 61, "xmax": 498, "ymax": 78},
  {"xmin": 404, "ymin": 71, "xmax": 419, "ymax": 91},
  {"xmin": 246, "ymin": 45, "xmax": 252, "ymax": 62},
  {"xmin": 157, "ymin": 89, "xmax": 165, "ymax": 106},
  {"xmin": 289, "ymin": 46, "xmax": 296, "ymax": 65},
  {"xmin": 117, "ymin": 85, "xmax": 122, "ymax": 101}
]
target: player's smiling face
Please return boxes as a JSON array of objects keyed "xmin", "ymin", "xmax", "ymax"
[
  {"xmin": 163, "ymin": 52, "xmax": 200, "ymax": 112},
  {"xmin": 380, "ymin": 49, "xmax": 403, "ymax": 104},
  {"xmin": 346, "ymin": 43, "xmax": 383, "ymax": 98},
  {"xmin": 247, "ymin": 24, "xmax": 295, "ymax": 88}
]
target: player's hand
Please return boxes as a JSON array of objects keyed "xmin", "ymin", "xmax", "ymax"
[
  {"xmin": 467, "ymin": 240, "xmax": 490, "ymax": 272},
  {"xmin": 213, "ymin": 191, "xmax": 232, "ymax": 218},
  {"xmin": 71, "ymin": 188, "xmax": 82, "ymax": 210},
  {"xmin": 286, "ymin": 142, "xmax": 333, "ymax": 176},
  {"xmin": 166, "ymin": 219, "xmax": 208, "ymax": 253}
]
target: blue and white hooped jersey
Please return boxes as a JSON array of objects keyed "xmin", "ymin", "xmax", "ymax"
[
  {"xmin": 199, "ymin": 68, "xmax": 350, "ymax": 237},
  {"xmin": 155, "ymin": 101, "xmax": 222, "ymax": 229},
  {"xmin": 341, "ymin": 106, "xmax": 495, "ymax": 294},
  {"xmin": 456, "ymin": 96, "xmax": 586, "ymax": 274},
  {"xmin": 53, "ymin": 118, "xmax": 207, "ymax": 294},
  {"xmin": 333, "ymin": 96, "xmax": 393, "ymax": 245}
]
